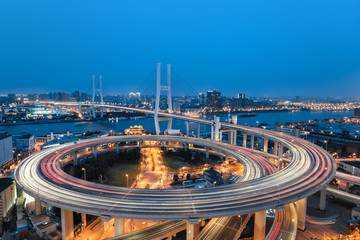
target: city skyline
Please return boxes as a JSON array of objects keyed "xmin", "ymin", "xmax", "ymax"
[{"xmin": 1, "ymin": 0, "xmax": 360, "ymax": 97}]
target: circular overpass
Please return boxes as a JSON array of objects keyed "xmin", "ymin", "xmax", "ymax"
[{"xmin": 15, "ymin": 127, "xmax": 336, "ymax": 220}]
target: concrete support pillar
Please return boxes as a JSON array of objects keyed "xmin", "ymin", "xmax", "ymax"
[
  {"xmin": 73, "ymin": 152, "xmax": 78, "ymax": 166},
  {"xmin": 139, "ymin": 141, "xmax": 142, "ymax": 150},
  {"xmin": 319, "ymin": 187, "xmax": 327, "ymax": 211},
  {"xmin": 61, "ymin": 209, "xmax": 74, "ymax": 240},
  {"xmin": 186, "ymin": 121, "xmax": 190, "ymax": 137},
  {"xmin": 211, "ymin": 116, "xmax": 221, "ymax": 141},
  {"xmin": 197, "ymin": 123, "xmax": 200, "ymax": 138},
  {"xmin": 229, "ymin": 130, "xmax": 237, "ymax": 145},
  {"xmin": 296, "ymin": 198, "xmax": 307, "ymax": 231},
  {"xmin": 346, "ymin": 182, "xmax": 350, "ymax": 192},
  {"xmin": 250, "ymin": 134, "xmax": 254, "ymax": 149},
  {"xmin": 93, "ymin": 146, "xmax": 97, "ymax": 159},
  {"xmin": 263, "ymin": 137, "xmax": 268, "ymax": 153},
  {"xmin": 254, "ymin": 210, "xmax": 266, "ymax": 240},
  {"xmin": 279, "ymin": 144, "xmax": 283, "ymax": 157},
  {"xmin": 184, "ymin": 143, "xmax": 188, "ymax": 152},
  {"xmin": 167, "ymin": 118, "xmax": 173, "ymax": 131},
  {"xmin": 167, "ymin": 234, "xmax": 173, "ymax": 240},
  {"xmin": 35, "ymin": 199, "xmax": 42, "ymax": 216},
  {"xmin": 243, "ymin": 134, "xmax": 248, "ymax": 148},
  {"xmin": 81, "ymin": 213, "xmax": 86, "ymax": 228},
  {"xmin": 186, "ymin": 220, "xmax": 200, "ymax": 240},
  {"xmin": 228, "ymin": 114, "xmax": 238, "ymax": 145},
  {"xmin": 205, "ymin": 147, "xmax": 209, "ymax": 158},
  {"xmin": 104, "ymin": 221, "xmax": 110, "ymax": 231},
  {"xmin": 114, "ymin": 218, "xmax": 125, "ymax": 236},
  {"xmin": 116, "ymin": 144, "xmax": 119, "ymax": 154},
  {"xmin": 278, "ymin": 158, "xmax": 283, "ymax": 171},
  {"xmin": 274, "ymin": 141, "xmax": 278, "ymax": 156}
]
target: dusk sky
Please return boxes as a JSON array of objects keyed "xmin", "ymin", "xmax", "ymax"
[{"xmin": 1, "ymin": 0, "xmax": 360, "ymax": 97}]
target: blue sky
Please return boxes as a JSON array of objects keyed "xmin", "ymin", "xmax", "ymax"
[{"xmin": 1, "ymin": 0, "xmax": 360, "ymax": 97}]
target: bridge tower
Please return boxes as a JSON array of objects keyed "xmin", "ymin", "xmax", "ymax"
[
  {"xmin": 154, "ymin": 63, "xmax": 173, "ymax": 135},
  {"xmin": 91, "ymin": 75, "xmax": 104, "ymax": 118}
]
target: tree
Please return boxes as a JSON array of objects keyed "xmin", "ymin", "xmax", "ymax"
[
  {"xmin": 194, "ymin": 152, "xmax": 201, "ymax": 163},
  {"xmin": 186, "ymin": 173, "xmax": 191, "ymax": 180},
  {"xmin": 184, "ymin": 149, "xmax": 192, "ymax": 162},
  {"xmin": 173, "ymin": 174, "xmax": 179, "ymax": 182}
]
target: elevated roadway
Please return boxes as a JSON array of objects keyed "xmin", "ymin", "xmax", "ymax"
[
  {"xmin": 16, "ymin": 135, "xmax": 278, "ymax": 220},
  {"xmin": 109, "ymin": 220, "xmax": 186, "ymax": 240},
  {"xmin": 15, "ymin": 115, "xmax": 335, "ymax": 220},
  {"xmin": 265, "ymin": 204, "xmax": 297, "ymax": 240},
  {"xmin": 15, "ymin": 133, "xmax": 335, "ymax": 220},
  {"xmin": 335, "ymin": 171, "xmax": 360, "ymax": 185}
]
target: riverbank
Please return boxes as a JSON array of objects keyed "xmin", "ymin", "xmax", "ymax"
[{"xmin": 0, "ymin": 118, "xmax": 96, "ymax": 126}]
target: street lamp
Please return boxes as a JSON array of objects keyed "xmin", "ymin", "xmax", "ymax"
[
  {"xmin": 324, "ymin": 140, "xmax": 328, "ymax": 151},
  {"xmin": 82, "ymin": 168, "xmax": 86, "ymax": 181},
  {"xmin": 125, "ymin": 174, "xmax": 129, "ymax": 188}
]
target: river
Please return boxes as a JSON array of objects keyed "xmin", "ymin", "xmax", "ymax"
[{"xmin": 3, "ymin": 110, "xmax": 354, "ymax": 136}]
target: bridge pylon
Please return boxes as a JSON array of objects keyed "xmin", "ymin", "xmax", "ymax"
[
  {"xmin": 154, "ymin": 63, "xmax": 173, "ymax": 135},
  {"xmin": 92, "ymin": 75, "xmax": 104, "ymax": 118}
]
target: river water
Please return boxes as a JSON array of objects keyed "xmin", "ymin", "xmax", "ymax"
[{"xmin": 3, "ymin": 110, "xmax": 354, "ymax": 136}]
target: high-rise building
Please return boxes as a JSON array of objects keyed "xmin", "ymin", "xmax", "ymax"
[
  {"xmin": 173, "ymin": 101, "xmax": 181, "ymax": 113},
  {"xmin": 237, "ymin": 93, "xmax": 246, "ymax": 99},
  {"xmin": 56, "ymin": 92, "xmax": 70, "ymax": 102},
  {"xmin": 207, "ymin": 91, "xmax": 221, "ymax": 109},
  {"xmin": 198, "ymin": 93, "xmax": 205, "ymax": 105},
  {"xmin": 74, "ymin": 91, "xmax": 80, "ymax": 101},
  {"xmin": 80, "ymin": 93, "xmax": 88, "ymax": 101}
]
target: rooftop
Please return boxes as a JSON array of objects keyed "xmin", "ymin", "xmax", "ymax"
[{"xmin": 0, "ymin": 177, "xmax": 14, "ymax": 193}]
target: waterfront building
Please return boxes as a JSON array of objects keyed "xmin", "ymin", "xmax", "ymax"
[
  {"xmin": 273, "ymin": 125, "xmax": 300, "ymax": 137},
  {"xmin": 124, "ymin": 125, "xmax": 147, "ymax": 135},
  {"xmin": 12, "ymin": 133, "xmax": 35, "ymax": 156},
  {"xmin": 173, "ymin": 101, "xmax": 181, "ymax": 113},
  {"xmin": 198, "ymin": 93, "xmax": 205, "ymax": 105},
  {"xmin": 26, "ymin": 102, "xmax": 70, "ymax": 119},
  {"xmin": 206, "ymin": 91, "xmax": 221, "ymax": 109},
  {"xmin": 237, "ymin": 93, "xmax": 246, "ymax": 99},
  {"xmin": 41, "ymin": 135, "xmax": 79, "ymax": 150},
  {"xmin": 0, "ymin": 132, "xmax": 13, "ymax": 166}
]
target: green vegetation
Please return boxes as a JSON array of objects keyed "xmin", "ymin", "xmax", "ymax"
[
  {"xmin": 65, "ymin": 149, "xmax": 141, "ymax": 187},
  {"xmin": 151, "ymin": 154, "xmax": 155, "ymax": 171},
  {"xmin": 106, "ymin": 162, "xmax": 139, "ymax": 187}
]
